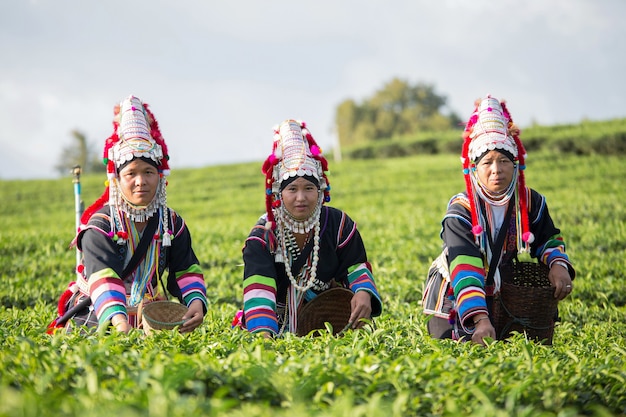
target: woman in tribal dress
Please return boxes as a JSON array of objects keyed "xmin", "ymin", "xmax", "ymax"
[
  {"xmin": 426, "ymin": 96, "xmax": 575, "ymax": 345},
  {"xmin": 234, "ymin": 119, "xmax": 382, "ymax": 337},
  {"xmin": 49, "ymin": 95, "xmax": 207, "ymax": 334}
]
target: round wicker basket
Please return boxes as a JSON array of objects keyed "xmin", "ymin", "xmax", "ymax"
[
  {"xmin": 296, "ymin": 287, "xmax": 353, "ymax": 337},
  {"xmin": 492, "ymin": 261, "xmax": 558, "ymax": 345},
  {"xmin": 142, "ymin": 301, "xmax": 188, "ymax": 334}
]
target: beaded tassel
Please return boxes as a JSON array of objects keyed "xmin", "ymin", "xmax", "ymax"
[
  {"xmin": 278, "ymin": 218, "xmax": 321, "ymax": 293},
  {"xmin": 281, "ymin": 219, "xmax": 321, "ymax": 334}
]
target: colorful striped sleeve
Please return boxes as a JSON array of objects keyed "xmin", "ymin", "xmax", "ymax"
[
  {"xmin": 449, "ymin": 253, "xmax": 488, "ymax": 332},
  {"xmin": 88, "ymin": 268, "xmax": 127, "ymax": 326},
  {"xmin": 443, "ymin": 196, "xmax": 490, "ymax": 332},
  {"xmin": 537, "ymin": 235, "xmax": 568, "ymax": 264},
  {"xmin": 175, "ymin": 264, "xmax": 207, "ymax": 309},
  {"xmin": 347, "ymin": 262, "xmax": 382, "ymax": 317},
  {"xmin": 243, "ymin": 275, "xmax": 279, "ymax": 334}
]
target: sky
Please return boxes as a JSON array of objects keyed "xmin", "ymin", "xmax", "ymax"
[{"xmin": 1, "ymin": 0, "xmax": 624, "ymax": 180}]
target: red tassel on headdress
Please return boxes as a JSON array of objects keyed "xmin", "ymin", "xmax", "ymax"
[
  {"xmin": 143, "ymin": 103, "xmax": 170, "ymax": 172},
  {"xmin": 501, "ymin": 101, "xmax": 534, "ymax": 245},
  {"xmin": 102, "ymin": 105, "xmax": 121, "ymax": 173},
  {"xmin": 262, "ymin": 155, "xmax": 278, "ymax": 231},
  {"xmin": 461, "ymin": 103, "xmax": 483, "ymax": 238},
  {"xmin": 301, "ymin": 122, "xmax": 331, "ymax": 198}
]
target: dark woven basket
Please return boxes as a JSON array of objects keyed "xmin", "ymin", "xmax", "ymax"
[
  {"xmin": 142, "ymin": 301, "xmax": 188, "ymax": 334},
  {"xmin": 296, "ymin": 287, "xmax": 353, "ymax": 337},
  {"xmin": 492, "ymin": 261, "xmax": 558, "ymax": 345}
]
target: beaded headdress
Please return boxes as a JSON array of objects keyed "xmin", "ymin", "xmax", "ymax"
[
  {"xmin": 262, "ymin": 119, "xmax": 330, "ymax": 232},
  {"xmin": 461, "ymin": 95, "xmax": 533, "ymax": 252},
  {"xmin": 466, "ymin": 96, "xmax": 518, "ymax": 161},
  {"xmin": 79, "ymin": 95, "xmax": 173, "ymax": 246}
]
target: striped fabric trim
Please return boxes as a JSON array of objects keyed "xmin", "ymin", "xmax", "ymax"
[
  {"xmin": 456, "ymin": 287, "xmax": 486, "ymax": 306},
  {"xmin": 347, "ymin": 262, "xmax": 381, "ymax": 309},
  {"xmin": 452, "ymin": 273, "xmax": 484, "ymax": 290},
  {"xmin": 99, "ymin": 305, "xmax": 128, "ymax": 326},
  {"xmin": 538, "ymin": 235, "xmax": 569, "ymax": 266},
  {"xmin": 531, "ymin": 193, "xmax": 547, "ymax": 225},
  {"xmin": 246, "ymin": 236, "xmax": 267, "ymax": 247},
  {"xmin": 337, "ymin": 212, "xmax": 357, "ymax": 249},
  {"xmin": 88, "ymin": 268, "xmax": 126, "ymax": 326},
  {"xmin": 443, "ymin": 213, "xmax": 472, "ymax": 227},
  {"xmin": 243, "ymin": 275, "xmax": 279, "ymax": 334},
  {"xmin": 173, "ymin": 212, "xmax": 185, "ymax": 238},
  {"xmin": 449, "ymin": 254, "xmax": 484, "ymax": 274},
  {"xmin": 175, "ymin": 264, "xmax": 208, "ymax": 307},
  {"xmin": 448, "ymin": 253, "xmax": 489, "ymax": 332},
  {"xmin": 447, "ymin": 193, "xmax": 471, "ymax": 211},
  {"xmin": 455, "ymin": 287, "xmax": 488, "ymax": 333}
]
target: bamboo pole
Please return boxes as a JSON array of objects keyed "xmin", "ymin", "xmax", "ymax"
[{"xmin": 71, "ymin": 165, "xmax": 83, "ymax": 278}]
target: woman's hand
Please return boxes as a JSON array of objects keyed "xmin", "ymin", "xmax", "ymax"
[
  {"xmin": 111, "ymin": 313, "xmax": 131, "ymax": 334},
  {"xmin": 471, "ymin": 314, "xmax": 495, "ymax": 346},
  {"xmin": 549, "ymin": 263, "xmax": 573, "ymax": 301},
  {"xmin": 349, "ymin": 290, "xmax": 372, "ymax": 329},
  {"xmin": 180, "ymin": 299, "xmax": 205, "ymax": 333}
]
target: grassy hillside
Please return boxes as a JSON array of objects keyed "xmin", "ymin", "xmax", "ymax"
[
  {"xmin": 342, "ymin": 117, "xmax": 626, "ymax": 159},
  {"xmin": 1, "ymin": 151, "xmax": 625, "ymax": 416}
]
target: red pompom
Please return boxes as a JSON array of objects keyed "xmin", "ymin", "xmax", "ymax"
[
  {"xmin": 472, "ymin": 225, "xmax": 483, "ymax": 236},
  {"xmin": 231, "ymin": 310, "xmax": 244, "ymax": 328},
  {"xmin": 522, "ymin": 232, "xmax": 535, "ymax": 244},
  {"xmin": 262, "ymin": 156, "xmax": 279, "ymax": 175}
]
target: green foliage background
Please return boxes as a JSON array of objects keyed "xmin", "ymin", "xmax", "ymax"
[
  {"xmin": 334, "ymin": 78, "xmax": 460, "ymax": 147},
  {"xmin": 1, "ymin": 131, "xmax": 625, "ymax": 415},
  {"xmin": 342, "ymin": 117, "xmax": 626, "ymax": 160}
]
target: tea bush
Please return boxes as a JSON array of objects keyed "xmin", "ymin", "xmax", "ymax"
[{"xmin": 0, "ymin": 151, "xmax": 624, "ymax": 416}]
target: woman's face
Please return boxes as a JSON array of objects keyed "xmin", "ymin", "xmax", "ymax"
[
  {"xmin": 280, "ymin": 177, "xmax": 320, "ymax": 221},
  {"xmin": 118, "ymin": 159, "xmax": 160, "ymax": 206},
  {"xmin": 475, "ymin": 150, "xmax": 515, "ymax": 194}
]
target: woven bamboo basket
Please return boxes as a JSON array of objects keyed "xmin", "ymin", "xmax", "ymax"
[
  {"xmin": 492, "ymin": 261, "xmax": 558, "ymax": 345},
  {"xmin": 296, "ymin": 287, "xmax": 353, "ymax": 337},
  {"xmin": 142, "ymin": 301, "xmax": 188, "ymax": 334}
]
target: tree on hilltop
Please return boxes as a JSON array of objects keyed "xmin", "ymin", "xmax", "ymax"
[
  {"xmin": 335, "ymin": 78, "xmax": 461, "ymax": 148},
  {"xmin": 55, "ymin": 130, "xmax": 105, "ymax": 176}
]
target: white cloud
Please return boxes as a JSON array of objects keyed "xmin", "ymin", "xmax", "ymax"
[{"xmin": 1, "ymin": 0, "xmax": 625, "ymax": 179}]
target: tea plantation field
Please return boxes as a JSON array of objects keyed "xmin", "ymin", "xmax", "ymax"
[{"xmin": 1, "ymin": 152, "xmax": 625, "ymax": 416}]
